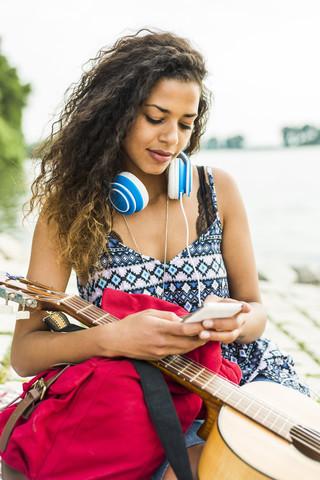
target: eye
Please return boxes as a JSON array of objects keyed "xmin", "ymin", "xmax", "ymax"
[
  {"xmin": 145, "ymin": 114, "xmax": 163, "ymax": 125},
  {"xmin": 145, "ymin": 114, "xmax": 192, "ymax": 131},
  {"xmin": 179, "ymin": 123, "xmax": 192, "ymax": 131}
]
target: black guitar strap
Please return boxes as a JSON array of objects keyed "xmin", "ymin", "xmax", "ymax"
[{"xmin": 131, "ymin": 359, "xmax": 193, "ymax": 480}]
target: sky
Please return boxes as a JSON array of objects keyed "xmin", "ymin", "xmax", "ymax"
[{"xmin": 1, "ymin": 0, "xmax": 319, "ymax": 147}]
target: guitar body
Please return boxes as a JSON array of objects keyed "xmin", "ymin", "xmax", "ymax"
[
  {"xmin": 1, "ymin": 276, "xmax": 320, "ymax": 479},
  {"xmin": 198, "ymin": 381, "xmax": 320, "ymax": 479}
]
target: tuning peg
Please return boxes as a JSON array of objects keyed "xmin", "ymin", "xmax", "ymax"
[
  {"xmin": 7, "ymin": 292, "xmax": 17, "ymax": 302},
  {"xmin": 24, "ymin": 298, "xmax": 37, "ymax": 308}
]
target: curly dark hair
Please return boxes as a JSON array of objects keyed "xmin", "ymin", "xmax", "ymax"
[{"xmin": 28, "ymin": 29, "xmax": 211, "ymax": 275}]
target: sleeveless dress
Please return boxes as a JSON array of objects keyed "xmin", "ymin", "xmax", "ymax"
[{"xmin": 78, "ymin": 167, "xmax": 308, "ymax": 395}]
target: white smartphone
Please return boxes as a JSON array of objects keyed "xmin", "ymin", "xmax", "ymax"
[{"xmin": 182, "ymin": 302, "xmax": 242, "ymax": 323}]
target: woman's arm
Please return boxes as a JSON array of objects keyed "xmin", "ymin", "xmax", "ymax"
[
  {"xmin": 11, "ymin": 216, "xmax": 101, "ymax": 375},
  {"xmin": 198, "ymin": 168, "xmax": 266, "ymax": 345},
  {"xmin": 11, "ymin": 217, "xmax": 209, "ymax": 377}
]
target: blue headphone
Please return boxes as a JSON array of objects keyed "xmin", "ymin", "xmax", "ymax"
[{"xmin": 109, "ymin": 151, "xmax": 192, "ymax": 215}]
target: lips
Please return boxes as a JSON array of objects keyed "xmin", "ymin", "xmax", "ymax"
[{"xmin": 147, "ymin": 149, "xmax": 174, "ymax": 162}]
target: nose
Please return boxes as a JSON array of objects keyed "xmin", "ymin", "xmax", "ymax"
[{"xmin": 158, "ymin": 122, "xmax": 179, "ymax": 146}]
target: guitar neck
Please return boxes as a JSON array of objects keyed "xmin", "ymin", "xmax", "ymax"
[
  {"xmin": 58, "ymin": 294, "xmax": 294, "ymax": 442},
  {"xmin": 160, "ymin": 355, "xmax": 296, "ymax": 441},
  {"xmin": 3, "ymin": 277, "xmax": 320, "ymax": 460},
  {"xmin": 54, "ymin": 293, "xmax": 118, "ymax": 327},
  {"xmin": 0, "ymin": 280, "xmax": 296, "ymax": 443}
]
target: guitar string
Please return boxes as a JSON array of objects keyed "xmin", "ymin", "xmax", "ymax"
[
  {"xmin": 61, "ymin": 298, "xmax": 299, "ymax": 400},
  {"xmin": 296, "ymin": 426, "xmax": 320, "ymax": 443},
  {"xmin": 60, "ymin": 296, "xmax": 117, "ymax": 323},
  {"xmin": 6, "ymin": 283, "xmax": 320, "ymax": 453},
  {"xmin": 160, "ymin": 355, "xmax": 295, "ymax": 436},
  {"xmin": 62, "ymin": 297, "xmax": 297, "ymax": 436},
  {"xmin": 7, "ymin": 286, "xmax": 320, "ymax": 450},
  {"xmin": 41, "ymin": 296, "xmax": 312, "ymax": 401},
  {"xmin": 58, "ymin": 295, "xmax": 320, "ymax": 444},
  {"xmin": 161, "ymin": 356, "xmax": 320, "ymax": 451},
  {"xmin": 290, "ymin": 435, "xmax": 320, "ymax": 455},
  {"xmin": 9, "ymin": 282, "xmax": 320, "ymax": 454},
  {"xmin": 55, "ymin": 299, "xmax": 320, "ymax": 444},
  {"xmin": 8, "ymin": 281, "xmax": 319, "ymax": 407},
  {"xmin": 291, "ymin": 435, "xmax": 320, "ymax": 454},
  {"xmin": 290, "ymin": 426, "xmax": 320, "ymax": 451}
]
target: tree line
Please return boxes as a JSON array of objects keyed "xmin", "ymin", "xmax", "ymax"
[
  {"xmin": 282, "ymin": 125, "xmax": 320, "ymax": 147},
  {"xmin": 202, "ymin": 125, "xmax": 320, "ymax": 150},
  {"xmin": 0, "ymin": 43, "xmax": 31, "ymax": 169},
  {"xmin": 201, "ymin": 135, "xmax": 245, "ymax": 150}
]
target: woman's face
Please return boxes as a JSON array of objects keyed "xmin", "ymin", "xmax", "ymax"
[{"xmin": 122, "ymin": 78, "xmax": 200, "ymax": 177}]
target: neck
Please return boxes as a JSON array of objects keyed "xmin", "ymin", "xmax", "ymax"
[
  {"xmin": 144, "ymin": 173, "xmax": 168, "ymax": 203},
  {"xmin": 124, "ymin": 165, "xmax": 168, "ymax": 203}
]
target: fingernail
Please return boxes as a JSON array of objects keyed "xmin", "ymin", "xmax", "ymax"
[
  {"xmin": 200, "ymin": 331, "xmax": 211, "ymax": 339},
  {"xmin": 203, "ymin": 320, "xmax": 213, "ymax": 328}
]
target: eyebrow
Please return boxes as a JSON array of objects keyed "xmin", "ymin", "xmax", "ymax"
[{"xmin": 145, "ymin": 104, "xmax": 197, "ymax": 118}]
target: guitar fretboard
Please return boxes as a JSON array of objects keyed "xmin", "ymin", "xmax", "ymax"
[
  {"xmin": 61, "ymin": 294, "xmax": 294, "ymax": 441},
  {"xmin": 59, "ymin": 294, "xmax": 117, "ymax": 326},
  {"xmin": 160, "ymin": 355, "xmax": 295, "ymax": 440},
  {"xmin": 2, "ymin": 277, "xmax": 320, "ymax": 463}
]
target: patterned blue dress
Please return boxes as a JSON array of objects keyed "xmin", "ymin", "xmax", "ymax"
[{"xmin": 78, "ymin": 167, "xmax": 308, "ymax": 394}]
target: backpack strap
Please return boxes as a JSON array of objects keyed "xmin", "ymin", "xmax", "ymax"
[
  {"xmin": 131, "ymin": 359, "xmax": 193, "ymax": 480},
  {"xmin": 0, "ymin": 365, "xmax": 70, "ymax": 453}
]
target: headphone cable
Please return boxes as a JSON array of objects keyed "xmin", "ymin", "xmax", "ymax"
[{"xmin": 179, "ymin": 196, "xmax": 202, "ymax": 307}]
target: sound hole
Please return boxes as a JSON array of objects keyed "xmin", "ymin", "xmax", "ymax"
[{"xmin": 290, "ymin": 425, "xmax": 320, "ymax": 461}]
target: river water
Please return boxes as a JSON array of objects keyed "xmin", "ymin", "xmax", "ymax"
[
  {"xmin": 1, "ymin": 145, "xmax": 319, "ymax": 269},
  {"xmin": 194, "ymin": 146, "xmax": 320, "ymax": 268}
]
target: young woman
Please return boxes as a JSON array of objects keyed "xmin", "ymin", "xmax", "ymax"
[{"xmin": 1, "ymin": 30, "xmax": 307, "ymax": 480}]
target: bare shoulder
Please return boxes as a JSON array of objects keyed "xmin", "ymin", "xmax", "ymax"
[{"xmin": 210, "ymin": 166, "xmax": 238, "ymax": 189}]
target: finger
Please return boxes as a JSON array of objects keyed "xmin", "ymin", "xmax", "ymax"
[
  {"xmin": 221, "ymin": 299, "xmax": 251, "ymax": 313},
  {"xmin": 202, "ymin": 316, "xmax": 245, "ymax": 331},
  {"xmin": 203, "ymin": 294, "xmax": 221, "ymax": 303},
  {"xmin": 198, "ymin": 329, "xmax": 241, "ymax": 344},
  {"xmin": 164, "ymin": 320, "xmax": 206, "ymax": 337},
  {"xmin": 204, "ymin": 297, "xmax": 251, "ymax": 314},
  {"xmin": 146, "ymin": 334, "xmax": 208, "ymax": 360},
  {"xmin": 140, "ymin": 309, "xmax": 182, "ymax": 323}
]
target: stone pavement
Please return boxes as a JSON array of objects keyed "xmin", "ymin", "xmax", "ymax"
[{"xmin": 260, "ymin": 279, "xmax": 320, "ymax": 399}]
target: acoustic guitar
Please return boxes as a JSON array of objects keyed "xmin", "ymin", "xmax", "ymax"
[{"xmin": 1, "ymin": 275, "xmax": 320, "ymax": 480}]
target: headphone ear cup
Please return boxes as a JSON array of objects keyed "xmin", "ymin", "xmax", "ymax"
[
  {"xmin": 167, "ymin": 157, "xmax": 180, "ymax": 199},
  {"xmin": 109, "ymin": 172, "xmax": 149, "ymax": 215},
  {"xmin": 167, "ymin": 152, "xmax": 192, "ymax": 199}
]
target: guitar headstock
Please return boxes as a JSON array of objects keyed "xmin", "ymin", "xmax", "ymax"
[
  {"xmin": 0, "ymin": 286, "xmax": 37, "ymax": 309},
  {"xmin": 0, "ymin": 273, "xmax": 67, "ymax": 312}
]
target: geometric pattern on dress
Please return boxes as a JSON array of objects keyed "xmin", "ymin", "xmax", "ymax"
[{"xmin": 221, "ymin": 339, "xmax": 309, "ymax": 395}]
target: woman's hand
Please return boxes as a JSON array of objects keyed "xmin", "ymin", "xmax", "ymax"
[
  {"xmin": 97, "ymin": 309, "xmax": 209, "ymax": 361},
  {"xmin": 197, "ymin": 295, "xmax": 251, "ymax": 344}
]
